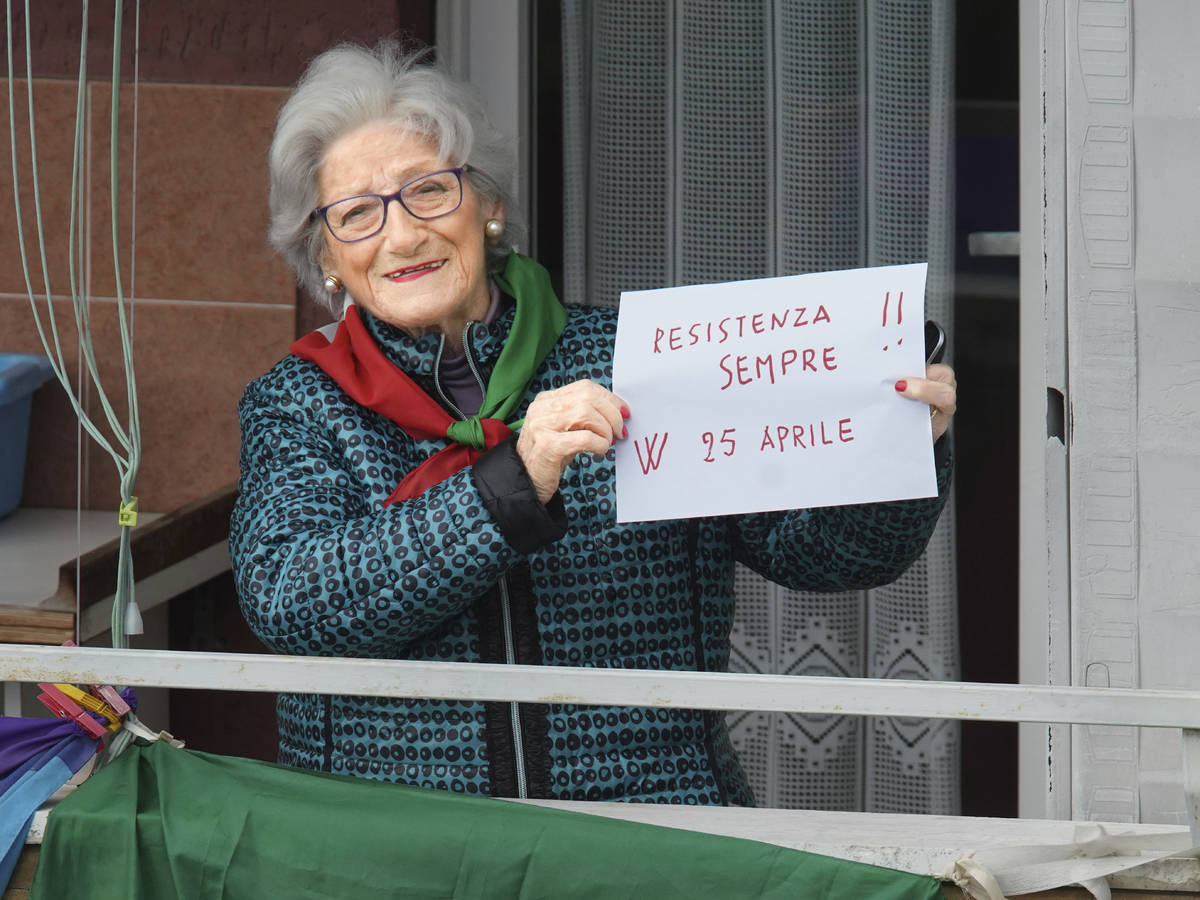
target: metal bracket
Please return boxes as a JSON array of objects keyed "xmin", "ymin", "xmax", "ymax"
[
  {"xmin": 967, "ymin": 230, "xmax": 1020, "ymax": 257},
  {"xmin": 3, "ymin": 680, "xmax": 20, "ymax": 717},
  {"xmin": 1182, "ymin": 728, "xmax": 1200, "ymax": 845}
]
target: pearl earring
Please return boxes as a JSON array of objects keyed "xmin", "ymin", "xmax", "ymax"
[
  {"xmin": 323, "ymin": 275, "xmax": 343, "ymax": 294},
  {"xmin": 484, "ymin": 219, "xmax": 504, "ymax": 239}
]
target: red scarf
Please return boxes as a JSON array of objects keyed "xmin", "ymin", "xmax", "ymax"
[{"xmin": 290, "ymin": 254, "xmax": 566, "ymax": 504}]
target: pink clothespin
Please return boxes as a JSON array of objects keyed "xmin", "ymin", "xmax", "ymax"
[
  {"xmin": 60, "ymin": 639, "xmax": 132, "ymax": 717},
  {"xmin": 36, "ymin": 682, "xmax": 108, "ymax": 739},
  {"xmin": 91, "ymin": 684, "xmax": 131, "ymax": 717}
]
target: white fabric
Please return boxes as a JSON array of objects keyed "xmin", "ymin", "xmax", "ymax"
[
  {"xmin": 510, "ymin": 802, "xmax": 1200, "ymax": 898},
  {"xmin": 560, "ymin": 0, "xmax": 959, "ymax": 813},
  {"xmin": 946, "ymin": 823, "xmax": 1199, "ymax": 898}
]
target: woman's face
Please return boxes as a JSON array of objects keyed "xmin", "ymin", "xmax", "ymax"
[{"xmin": 317, "ymin": 123, "xmax": 500, "ymax": 342}]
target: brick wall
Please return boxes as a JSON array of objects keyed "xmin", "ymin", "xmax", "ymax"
[{"xmin": 1, "ymin": 1, "xmax": 434, "ymax": 514}]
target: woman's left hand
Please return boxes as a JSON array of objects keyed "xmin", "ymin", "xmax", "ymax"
[{"xmin": 895, "ymin": 364, "xmax": 957, "ymax": 442}]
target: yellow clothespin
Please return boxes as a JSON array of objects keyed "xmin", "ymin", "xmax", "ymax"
[
  {"xmin": 118, "ymin": 496, "xmax": 139, "ymax": 527},
  {"xmin": 54, "ymin": 683, "xmax": 122, "ymax": 729}
]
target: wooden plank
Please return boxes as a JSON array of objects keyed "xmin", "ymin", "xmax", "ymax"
[
  {"xmin": 0, "ymin": 483, "xmax": 236, "ymax": 645},
  {"xmin": 0, "ymin": 607, "xmax": 73, "ymax": 628},
  {"xmin": 1, "ymin": 845, "xmax": 37, "ymax": 898},
  {"xmin": 77, "ymin": 541, "xmax": 232, "ymax": 642},
  {"xmin": 0, "ymin": 604, "xmax": 75, "ymax": 644},
  {"xmin": 0, "ymin": 624, "xmax": 74, "ymax": 645},
  {"xmin": 48, "ymin": 482, "xmax": 236, "ymax": 611}
]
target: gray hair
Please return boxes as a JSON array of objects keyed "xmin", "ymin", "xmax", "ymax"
[{"xmin": 268, "ymin": 40, "xmax": 523, "ymax": 313}]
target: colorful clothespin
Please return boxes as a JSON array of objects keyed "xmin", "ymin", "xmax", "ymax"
[
  {"xmin": 60, "ymin": 640, "xmax": 133, "ymax": 716},
  {"xmin": 52, "ymin": 683, "xmax": 122, "ymax": 730},
  {"xmin": 36, "ymin": 683, "xmax": 108, "ymax": 739},
  {"xmin": 90, "ymin": 684, "xmax": 132, "ymax": 717}
]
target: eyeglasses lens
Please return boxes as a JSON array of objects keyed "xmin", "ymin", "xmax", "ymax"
[
  {"xmin": 327, "ymin": 198, "xmax": 385, "ymax": 240},
  {"xmin": 402, "ymin": 171, "xmax": 462, "ymax": 216},
  {"xmin": 325, "ymin": 170, "xmax": 463, "ymax": 241}
]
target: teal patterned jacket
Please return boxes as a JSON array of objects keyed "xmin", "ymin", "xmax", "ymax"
[{"xmin": 230, "ymin": 295, "xmax": 952, "ymax": 805}]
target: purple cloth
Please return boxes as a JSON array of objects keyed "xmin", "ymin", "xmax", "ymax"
[
  {"xmin": 0, "ymin": 730, "xmax": 97, "ymax": 798},
  {"xmin": 0, "ymin": 718, "xmax": 88, "ymax": 782},
  {"xmin": 1, "ymin": 725, "xmax": 98, "ymax": 895}
]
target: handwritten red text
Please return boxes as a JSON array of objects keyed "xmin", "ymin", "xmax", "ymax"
[
  {"xmin": 652, "ymin": 305, "xmax": 832, "ymax": 354},
  {"xmin": 701, "ymin": 428, "xmax": 737, "ymax": 462},
  {"xmin": 717, "ymin": 346, "xmax": 837, "ymax": 390},
  {"xmin": 633, "ymin": 432, "xmax": 670, "ymax": 474},
  {"xmin": 758, "ymin": 418, "xmax": 854, "ymax": 452}
]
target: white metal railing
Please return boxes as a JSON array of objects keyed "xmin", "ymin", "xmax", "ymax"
[
  {"xmin": 2, "ymin": 644, "xmax": 1200, "ymax": 728},
  {"xmin": 5, "ymin": 643, "xmax": 1200, "ymax": 854}
]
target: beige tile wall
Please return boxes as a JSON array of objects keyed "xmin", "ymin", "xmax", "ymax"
[{"xmin": 1, "ymin": 78, "xmax": 297, "ymax": 513}]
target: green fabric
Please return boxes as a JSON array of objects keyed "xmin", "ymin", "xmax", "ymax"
[
  {"xmin": 31, "ymin": 743, "xmax": 944, "ymax": 900},
  {"xmin": 444, "ymin": 253, "xmax": 566, "ymax": 449}
]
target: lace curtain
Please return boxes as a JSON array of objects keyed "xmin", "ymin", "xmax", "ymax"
[{"xmin": 559, "ymin": 0, "xmax": 958, "ymax": 813}]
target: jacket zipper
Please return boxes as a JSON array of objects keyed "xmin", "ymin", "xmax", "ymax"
[
  {"xmin": 498, "ymin": 577, "xmax": 528, "ymax": 798},
  {"xmin": 435, "ymin": 324, "xmax": 529, "ymax": 799}
]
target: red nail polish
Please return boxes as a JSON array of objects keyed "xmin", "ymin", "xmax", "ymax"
[
  {"xmin": 621, "ymin": 407, "xmax": 630, "ymax": 419},
  {"xmin": 621, "ymin": 426, "xmax": 628, "ymax": 439},
  {"xmin": 894, "ymin": 380, "xmax": 907, "ymax": 392}
]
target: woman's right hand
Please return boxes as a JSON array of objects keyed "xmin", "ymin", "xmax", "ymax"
[{"xmin": 516, "ymin": 379, "xmax": 629, "ymax": 503}]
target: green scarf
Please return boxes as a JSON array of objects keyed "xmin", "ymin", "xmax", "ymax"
[
  {"xmin": 290, "ymin": 252, "xmax": 566, "ymax": 502},
  {"xmin": 446, "ymin": 252, "xmax": 567, "ymax": 447}
]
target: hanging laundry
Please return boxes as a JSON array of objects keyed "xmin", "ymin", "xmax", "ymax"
[
  {"xmin": 0, "ymin": 717, "xmax": 100, "ymax": 893},
  {"xmin": 31, "ymin": 741, "xmax": 943, "ymax": 899},
  {"xmin": 0, "ymin": 676, "xmax": 156, "ymax": 895}
]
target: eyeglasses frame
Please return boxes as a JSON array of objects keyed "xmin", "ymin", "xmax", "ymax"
[{"xmin": 313, "ymin": 165, "xmax": 471, "ymax": 243}]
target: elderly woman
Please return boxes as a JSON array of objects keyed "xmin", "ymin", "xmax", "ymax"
[{"xmin": 231, "ymin": 40, "xmax": 957, "ymax": 805}]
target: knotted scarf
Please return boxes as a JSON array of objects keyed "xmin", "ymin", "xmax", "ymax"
[{"xmin": 290, "ymin": 253, "xmax": 566, "ymax": 504}]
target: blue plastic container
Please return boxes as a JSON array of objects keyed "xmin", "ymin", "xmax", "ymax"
[{"xmin": 0, "ymin": 353, "xmax": 56, "ymax": 518}]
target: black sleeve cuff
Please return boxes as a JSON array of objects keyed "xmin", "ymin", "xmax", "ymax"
[
  {"xmin": 471, "ymin": 434, "xmax": 567, "ymax": 553},
  {"xmin": 933, "ymin": 431, "xmax": 953, "ymax": 491}
]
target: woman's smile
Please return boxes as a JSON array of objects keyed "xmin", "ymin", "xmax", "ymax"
[
  {"xmin": 318, "ymin": 123, "xmax": 499, "ymax": 348},
  {"xmin": 383, "ymin": 259, "xmax": 447, "ymax": 281}
]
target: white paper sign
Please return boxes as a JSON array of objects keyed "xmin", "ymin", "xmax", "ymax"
[{"xmin": 612, "ymin": 263, "xmax": 936, "ymax": 523}]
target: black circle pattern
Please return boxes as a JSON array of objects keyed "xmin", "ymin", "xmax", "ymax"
[{"xmin": 232, "ymin": 300, "xmax": 949, "ymax": 804}]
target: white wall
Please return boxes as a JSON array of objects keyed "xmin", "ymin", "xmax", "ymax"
[
  {"xmin": 1021, "ymin": 0, "xmax": 1200, "ymax": 824},
  {"xmin": 435, "ymin": 0, "xmax": 532, "ymax": 226}
]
